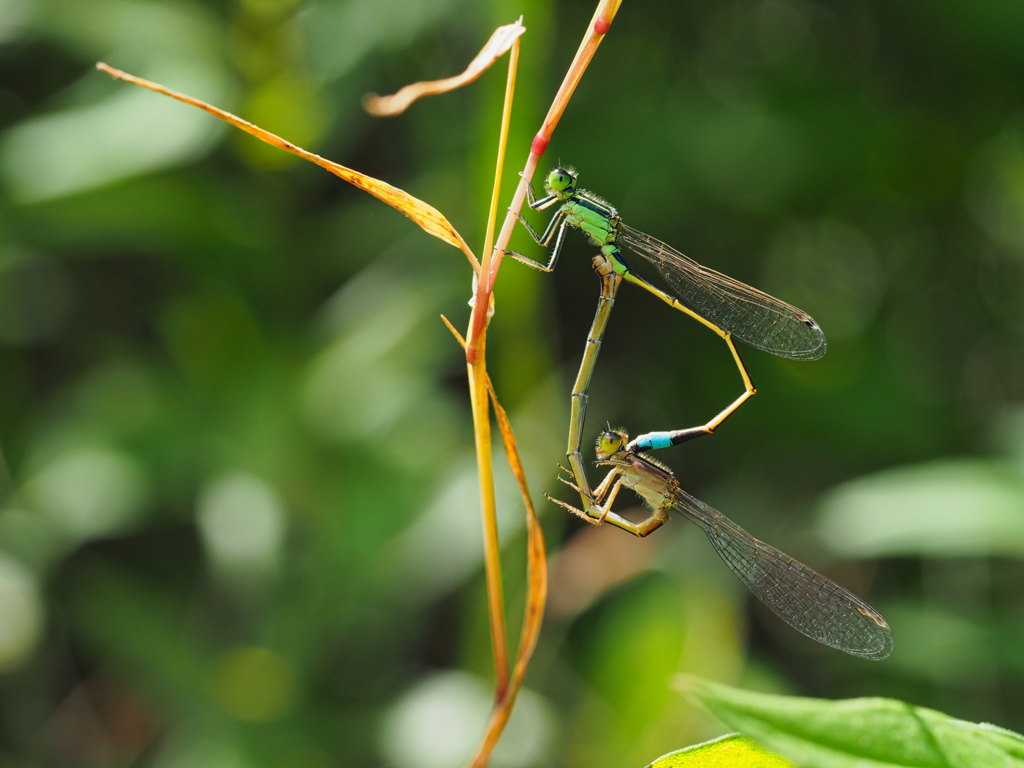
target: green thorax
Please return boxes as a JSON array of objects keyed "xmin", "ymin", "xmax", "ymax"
[
  {"xmin": 543, "ymin": 169, "xmax": 627, "ymax": 274},
  {"xmin": 562, "ymin": 190, "xmax": 620, "ymax": 247}
]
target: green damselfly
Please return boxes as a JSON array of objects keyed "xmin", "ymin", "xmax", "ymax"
[
  {"xmin": 550, "ymin": 428, "xmax": 892, "ymax": 660},
  {"xmin": 510, "ymin": 168, "xmax": 825, "ymax": 515}
]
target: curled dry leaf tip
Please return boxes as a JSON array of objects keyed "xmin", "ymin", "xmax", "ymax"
[{"xmin": 364, "ymin": 19, "xmax": 526, "ymax": 117}]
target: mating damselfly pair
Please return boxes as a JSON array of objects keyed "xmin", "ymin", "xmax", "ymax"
[
  {"xmin": 92, "ymin": 60, "xmax": 891, "ymax": 661},
  {"xmin": 510, "ymin": 167, "xmax": 892, "ymax": 660}
]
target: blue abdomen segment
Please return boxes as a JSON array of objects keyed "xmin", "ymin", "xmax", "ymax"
[{"xmin": 632, "ymin": 432, "xmax": 674, "ymax": 451}]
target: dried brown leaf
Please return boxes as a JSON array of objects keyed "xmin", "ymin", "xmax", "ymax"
[
  {"xmin": 95, "ymin": 63, "xmax": 479, "ymax": 271},
  {"xmin": 441, "ymin": 315, "xmax": 548, "ymax": 768},
  {"xmin": 364, "ymin": 19, "xmax": 526, "ymax": 117}
]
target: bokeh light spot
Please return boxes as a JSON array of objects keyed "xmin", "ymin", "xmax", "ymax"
[
  {"xmin": 197, "ymin": 473, "xmax": 285, "ymax": 570},
  {"xmin": 965, "ymin": 121, "xmax": 1024, "ymax": 250},
  {"xmin": 378, "ymin": 672, "xmax": 553, "ymax": 768},
  {"xmin": 212, "ymin": 646, "xmax": 295, "ymax": 722},
  {"xmin": 24, "ymin": 448, "xmax": 148, "ymax": 540},
  {"xmin": 0, "ymin": 555, "xmax": 43, "ymax": 672}
]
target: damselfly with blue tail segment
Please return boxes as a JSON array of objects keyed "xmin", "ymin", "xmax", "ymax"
[
  {"xmin": 509, "ymin": 168, "xmax": 825, "ymax": 514},
  {"xmin": 549, "ymin": 429, "xmax": 892, "ymax": 660}
]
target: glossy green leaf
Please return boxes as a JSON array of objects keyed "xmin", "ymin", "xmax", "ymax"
[
  {"xmin": 647, "ymin": 735, "xmax": 795, "ymax": 767},
  {"xmin": 682, "ymin": 677, "xmax": 1024, "ymax": 768}
]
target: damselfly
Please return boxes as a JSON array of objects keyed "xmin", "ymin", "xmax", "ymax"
[
  {"xmin": 549, "ymin": 428, "xmax": 892, "ymax": 660},
  {"xmin": 510, "ymin": 168, "xmax": 825, "ymax": 516}
]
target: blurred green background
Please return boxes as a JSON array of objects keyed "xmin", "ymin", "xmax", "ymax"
[{"xmin": 2, "ymin": 0, "xmax": 1024, "ymax": 765}]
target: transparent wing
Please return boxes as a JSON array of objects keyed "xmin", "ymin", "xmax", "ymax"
[
  {"xmin": 618, "ymin": 224, "xmax": 826, "ymax": 360},
  {"xmin": 671, "ymin": 489, "xmax": 892, "ymax": 659}
]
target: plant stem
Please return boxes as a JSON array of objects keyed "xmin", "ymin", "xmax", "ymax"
[{"xmin": 466, "ymin": 0, "xmax": 623, "ymax": 362}]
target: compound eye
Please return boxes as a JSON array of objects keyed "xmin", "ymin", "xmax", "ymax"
[
  {"xmin": 595, "ymin": 429, "xmax": 627, "ymax": 458},
  {"xmin": 547, "ymin": 169, "xmax": 574, "ymax": 192}
]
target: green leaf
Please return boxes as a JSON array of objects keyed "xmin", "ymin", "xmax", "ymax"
[
  {"xmin": 816, "ymin": 459, "xmax": 1024, "ymax": 558},
  {"xmin": 681, "ymin": 676, "xmax": 1024, "ymax": 768},
  {"xmin": 647, "ymin": 734, "xmax": 796, "ymax": 767}
]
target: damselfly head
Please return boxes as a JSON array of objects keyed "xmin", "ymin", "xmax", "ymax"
[
  {"xmin": 545, "ymin": 167, "xmax": 577, "ymax": 195},
  {"xmin": 595, "ymin": 427, "xmax": 629, "ymax": 460}
]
